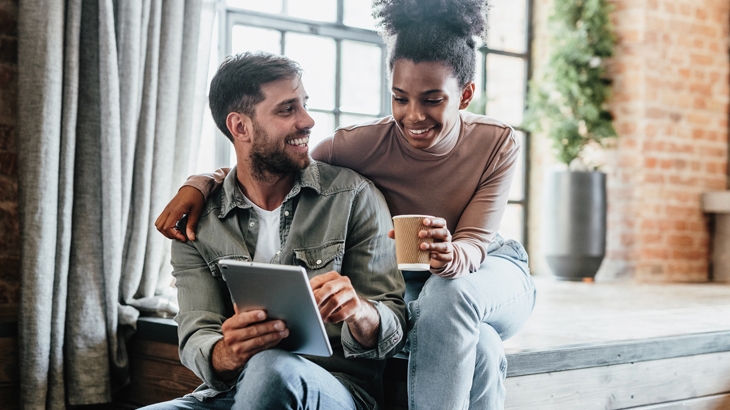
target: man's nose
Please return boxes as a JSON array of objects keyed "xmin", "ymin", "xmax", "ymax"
[{"xmin": 299, "ymin": 110, "xmax": 315, "ymax": 130}]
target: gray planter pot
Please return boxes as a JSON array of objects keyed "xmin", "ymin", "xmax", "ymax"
[{"xmin": 543, "ymin": 170, "xmax": 607, "ymax": 281}]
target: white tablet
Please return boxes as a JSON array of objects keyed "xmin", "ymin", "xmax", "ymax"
[{"xmin": 218, "ymin": 260, "xmax": 333, "ymax": 357}]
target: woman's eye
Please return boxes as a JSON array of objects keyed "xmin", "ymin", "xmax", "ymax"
[
  {"xmin": 393, "ymin": 96, "xmax": 407, "ymax": 104},
  {"xmin": 425, "ymin": 99, "xmax": 443, "ymax": 105}
]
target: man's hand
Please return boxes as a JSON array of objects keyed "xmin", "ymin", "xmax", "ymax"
[
  {"xmin": 212, "ymin": 308, "xmax": 289, "ymax": 380},
  {"xmin": 310, "ymin": 271, "xmax": 380, "ymax": 349},
  {"xmin": 154, "ymin": 186, "xmax": 206, "ymax": 241}
]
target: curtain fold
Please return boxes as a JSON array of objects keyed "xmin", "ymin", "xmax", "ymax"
[{"xmin": 17, "ymin": 1, "xmax": 215, "ymax": 407}]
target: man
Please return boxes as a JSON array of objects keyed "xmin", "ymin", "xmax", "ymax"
[{"xmin": 145, "ymin": 52, "xmax": 406, "ymax": 409}]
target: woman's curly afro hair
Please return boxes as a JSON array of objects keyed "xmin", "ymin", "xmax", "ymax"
[{"xmin": 372, "ymin": 0, "xmax": 489, "ymax": 87}]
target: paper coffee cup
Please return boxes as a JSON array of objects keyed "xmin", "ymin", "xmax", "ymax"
[{"xmin": 392, "ymin": 215, "xmax": 434, "ymax": 271}]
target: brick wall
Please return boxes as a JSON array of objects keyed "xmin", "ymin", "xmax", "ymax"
[
  {"xmin": 529, "ymin": 0, "xmax": 730, "ymax": 282},
  {"xmin": 0, "ymin": 0, "xmax": 19, "ymax": 315}
]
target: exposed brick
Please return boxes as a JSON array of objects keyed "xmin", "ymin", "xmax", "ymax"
[
  {"xmin": 0, "ymin": 37, "xmax": 16, "ymax": 64},
  {"xmin": 0, "ymin": 203, "xmax": 19, "ymax": 259},
  {"xmin": 0, "ymin": 2, "xmax": 16, "ymax": 37},
  {"xmin": 0, "ymin": 151, "xmax": 15, "ymax": 175},
  {"xmin": 0, "ymin": 124, "xmax": 13, "ymax": 151}
]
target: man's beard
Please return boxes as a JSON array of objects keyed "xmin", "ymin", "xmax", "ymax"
[{"xmin": 249, "ymin": 120, "xmax": 311, "ymax": 182}]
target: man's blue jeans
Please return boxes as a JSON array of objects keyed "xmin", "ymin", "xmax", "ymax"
[
  {"xmin": 140, "ymin": 350, "xmax": 360, "ymax": 410},
  {"xmin": 404, "ymin": 237, "xmax": 536, "ymax": 410}
]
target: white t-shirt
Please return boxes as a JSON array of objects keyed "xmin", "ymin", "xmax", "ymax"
[{"xmin": 243, "ymin": 195, "xmax": 282, "ymax": 263}]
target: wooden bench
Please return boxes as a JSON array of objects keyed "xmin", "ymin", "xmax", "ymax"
[{"xmin": 124, "ymin": 279, "xmax": 730, "ymax": 409}]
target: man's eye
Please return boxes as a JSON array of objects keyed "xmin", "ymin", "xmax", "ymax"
[{"xmin": 281, "ymin": 106, "xmax": 294, "ymax": 113}]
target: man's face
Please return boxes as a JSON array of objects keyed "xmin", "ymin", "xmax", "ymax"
[{"xmin": 248, "ymin": 76, "xmax": 315, "ymax": 178}]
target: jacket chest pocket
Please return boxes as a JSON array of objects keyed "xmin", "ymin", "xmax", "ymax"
[{"xmin": 293, "ymin": 241, "xmax": 344, "ymax": 275}]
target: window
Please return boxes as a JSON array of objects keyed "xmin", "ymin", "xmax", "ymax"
[
  {"xmin": 472, "ymin": 0, "xmax": 532, "ymax": 246},
  {"xmin": 196, "ymin": 0, "xmax": 531, "ymax": 247}
]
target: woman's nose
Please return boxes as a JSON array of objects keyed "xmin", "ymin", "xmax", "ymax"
[{"xmin": 406, "ymin": 103, "xmax": 426, "ymax": 122}]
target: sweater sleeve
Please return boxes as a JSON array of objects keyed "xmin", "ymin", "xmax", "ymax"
[
  {"xmin": 432, "ymin": 127, "xmax": 520, "ymax": 278},
  {"xmin": 310, "ymin": 136, "xmax": 334, "ymax": 163},
  {"xmin": 182, "ymin": 168, "xmax": 231, "ymax": 200}
]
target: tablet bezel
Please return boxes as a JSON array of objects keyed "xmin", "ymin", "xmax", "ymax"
[{"xmin": 218, "ymin": 260, "xmax": 333, "ymax": 357}]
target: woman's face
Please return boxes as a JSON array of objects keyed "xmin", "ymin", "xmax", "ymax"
[{"xmin": 390, "ymin": 59, "xmax": 474, "ymax": 150}]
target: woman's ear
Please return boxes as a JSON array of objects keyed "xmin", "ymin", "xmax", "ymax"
[
  {"xmin": 226, "ymin": 112, "xmax": 253, "ymax": 143},
  {"xmin": 459, "ymin": 82, "xmax": 476, "ymax": 110}
]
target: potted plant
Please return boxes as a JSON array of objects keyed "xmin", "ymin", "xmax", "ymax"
[{"xmin": 523, "ymin": 0, "xmax": 617, "ymax": 281}]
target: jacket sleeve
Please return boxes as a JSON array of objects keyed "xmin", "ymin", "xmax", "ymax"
[
  {"xmin": 171, "ymin": 239, "xmax": 236, "ymax": 392},
  {"xmin": 339, "ymin": 180, "xmax": 407, "ymax": 359}
]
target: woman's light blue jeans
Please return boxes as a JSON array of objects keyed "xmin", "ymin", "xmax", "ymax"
[
  {"xmin": 140, "ymin": 349, "xmax": 360, "ymax": 410},
  {"xmin": 403, "ymin": 236, "xmax": 536, "ymax": 410}
]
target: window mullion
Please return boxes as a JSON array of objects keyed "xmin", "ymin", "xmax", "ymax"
[{"xmin": 334, "ymin": 39, "xmax": 342, "ymax": 128}]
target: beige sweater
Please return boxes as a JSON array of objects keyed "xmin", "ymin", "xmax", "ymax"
[{"xmin": 186, "ymin": 111, "xmax": 519, "ymax": 278}]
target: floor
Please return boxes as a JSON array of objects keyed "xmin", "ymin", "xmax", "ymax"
[{"xmin": 504, "ymin": 276, "xmax": 730, "ymax": 352}]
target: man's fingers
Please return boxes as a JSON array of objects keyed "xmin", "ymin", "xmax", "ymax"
[
  {"xmin": 309, "ymin": 270, "xmax": 341, "ymax": 291},
  {"xmin": 226, "ymin": 329, "xmax": 289, "ymax": 357}
]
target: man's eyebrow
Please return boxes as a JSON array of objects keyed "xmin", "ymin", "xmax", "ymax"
[
  {"xmin": 391, "ymin": 87, "xmax": 443, "ymax": 95},
  {"xmin": 274, "ymin": 96, "xmax": 309, "ymax": 107}
]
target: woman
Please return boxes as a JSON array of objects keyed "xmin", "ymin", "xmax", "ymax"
[{"xmin": 157, "ymin": 0, "xmax": 535, "ymax": 408}]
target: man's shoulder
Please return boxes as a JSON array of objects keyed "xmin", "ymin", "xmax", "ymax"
[{"xmin": 309, "ymin": 161, "xmax": 374, "ymax": 196}]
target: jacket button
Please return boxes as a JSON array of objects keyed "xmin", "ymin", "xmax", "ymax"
[
  {"xmin": 249, "ymin": 222, "xmax": 255, "ymax": 227},
  {"xmin": 316, "ymin": 259, "xmax": 322, "ymax": 265},
  {"xmin": 284, "ymin": 211, "xmax": 290, "ymax": 216}
]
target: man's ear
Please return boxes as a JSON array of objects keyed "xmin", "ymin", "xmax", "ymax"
[
  {"xmin": 226, "ymin": 112, "xmax": 253, "ymax": 142},
  {"xmin": 458, "ymin": 82, "xmax": 476, "ymax": 110}
]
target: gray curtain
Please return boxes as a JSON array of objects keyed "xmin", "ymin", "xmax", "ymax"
[{"xmin": 16, "ymin": 0, "xmax": 215, "ymax": 408}]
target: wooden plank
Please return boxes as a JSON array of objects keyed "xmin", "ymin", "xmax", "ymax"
[
  {"xmin": 0, "ymin": 383, "xmax": 19, "ymax": 410},
  {"xmin": 507, "ymin": 331, "xmax": 730, "ymax": 377},
  {"xmin": 0, "ymin": 338, "xmax": 18, "ymax": 383},
  {"xmin": 631, "ymin": 393, "xmax": 730, "ymax": 409},
  {"xmin": 127, "ymin": 354, "xmax": 202, "ymax": 405},
  {"xmin": 504, "ymin": 351, "xmax": 730, "ymax": 410},
  {"xmin": 131, "ymin": 339, "xmax": 182, "ymax": 362}
]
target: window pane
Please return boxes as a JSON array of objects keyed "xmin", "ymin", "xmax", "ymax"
[
  {"xmin": 339, "ymin": 113, "xmax": 379, "ymax": 129},
  {"xmin": 470, "ymin": 51, "xmax": 485, "ymax": 114},
  {"xmin": 231, "ymin": 26, "xmax": 281, "ymax": 55},
  {"xmin": 509, "ymin": 131, "xmax": 524, "ymax": 201},
  {"xmin": 287, "ymin": 0, "xmax": 337, "ymax": 22},
  {"xmin": 341, "ymin": 41, "xmax": 382, "ymax": 115},
  {"xmin": 308, "ymin": 111, "xmax": 336, "ymax": 150},
  {"xmin": 344, "ymin": 0, "xmax": 378, "ymax": 30},
  {"xmin": 500, "ymin": 204, "xmax": 523, "ymax": 243},
  {"xmin": 227, "ymin": 0, "xmax": 282, "ymax": 14},
  {"xmin": 486, "ymin": 0, "xmax": 527, "ymax": 54},
  {"xmin": 486, "ymin": 54, "xmax": 525, "ymax": 125},
  {"xmin": 285, "ymin": 33, "xmax": 336, "ymax": 110}
]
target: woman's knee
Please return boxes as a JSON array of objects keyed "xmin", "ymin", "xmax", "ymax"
[{"xmin": 419, "ymin": 275, "xmax": 481, "ymax": 313}]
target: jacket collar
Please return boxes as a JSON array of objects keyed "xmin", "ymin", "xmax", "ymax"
[{"xmin": 219, "ymin": 161, "xmax": 322, "ymax": 218}]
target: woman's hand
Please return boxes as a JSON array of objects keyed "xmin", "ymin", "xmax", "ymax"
[
  {"xmin": 387, "ymin": 217, "xmax": 454, "ymax": 269},
  {"xmin": 419, "ymin": 217, "xmax": 454, "ymax": 269},
  {"xmin": 154, "ymin": 186, "xmax": 206, "ymax": 241}
]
